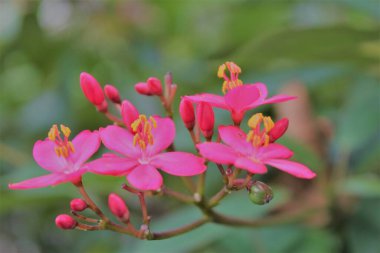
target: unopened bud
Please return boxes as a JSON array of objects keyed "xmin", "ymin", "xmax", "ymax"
[
  {"xmin": 55, "ymin": 214, "xmax": 77, "ymax": 230},
  {"xmin": 121, "ymin": 100, "xmax": 139, "ymax": 131},
  {"xmin": 248, "ymin": 181, "xmax": 273, "ymax": 205},
  {"xmin": 70, "ymin": 198, "xmax": 87, "ymax": 212},
  {"xmin": 135, "ymin": 82, "xmax": 151, "ymax": 95},
  {"xmin": 80, "ymin": 72, "xmax": 105, "ymax": 106},
  {"xmin": 147, "ymin": 77, "xmax": 163, "ymax": 96},
  {"xmin": 179, "ymin": 99, "xmax": 195, "ymax": 130},
  {"xmin": 108, "ymin": 193, "xmax": 130, "ymax": 221},
  {"xmin": 104, "ymin": 84, "xmax": 121, "ymax": 104},
  {"xmin": 269, "ymin": 118, "xmax": 289, "ymax": 142},
  {"xmin": 96, "ymin": 100, "xmax": 108, "ymax": 113},
  {"xmin": 196, "ymin": 102, "xmax": 214, "ymax": 140}
]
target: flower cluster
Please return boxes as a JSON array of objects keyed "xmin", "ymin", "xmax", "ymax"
[{"xmin": 9, "ymin": 62, "xmax": 315, "ymax": 239}]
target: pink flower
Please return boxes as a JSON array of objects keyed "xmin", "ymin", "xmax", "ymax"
[
  {"xmin": 87, "ymin": 115, "xmax": 206, "ymax": 191},
  {"xmin": 8, "ymin": 125, "xmax": 100, "ymax": 190},
  {"xmin": 197, "ymin": 114, "xmax": 316, "ymax": 179},
  {"xmin": 185, "ymin": 62, "xmax": 295, "ymax": 125}
]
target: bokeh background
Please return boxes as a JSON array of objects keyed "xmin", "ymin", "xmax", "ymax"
[{"xmin": 1, "ymin": 0, "xmax": 379, "ymax": 253}]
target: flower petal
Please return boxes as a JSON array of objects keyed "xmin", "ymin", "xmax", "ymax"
[
  {"xmin": 218, "ymin": 126, "xmax": 253, "ymax": 155},
  {"xmin": 234, "ymin": 157, "xmax": 267, "ymax": 174},
  {"xmin": 224, "ymin": 85, "xmax": 261, "ymax": 112},
  {"xmin": 253, "ymin": 83, "xmax": 268, "ymax": 100},
  {"xmin": 265, "ymin": 159, "xmax": 316, "ymax": 179},
  {"xmin": 33, "ymin": 140, "xmax": 68, "ymax": 172},
  {"xmin": 86, "ymin": 154, "xmax": 138, "ymax": 176},
  {"xmin": 146, "ymin": 116, "xmax": 175, "ymax": 155},
  {"xmin": 100, "ymin": 125, "xmax": 141, "ymax": 158},
  {"xmin": 70, "ymin": 130, "xmax": 101, "ymax": 166},
  {"xmin": 150, "ymin": 152, "xmax": 206, "ymax": 176},
  {"xmin": 126, "ymin": 165, "xmax": 163, "ymax": 191},
  {"xmin": 197, "ymin": 142, "xmax": 238, "ymax": 164},
  {"xmin": 8, "ymin": 173, "xmax": 76, "ymax": 190},
  {"xmin": 185, "ymin": 93, "xmax": 228, "ymax": 109},
  {"xmin": 263, "ymin": 94, "xmax": 296, "ymax": 105},
  {"xmin": 256, "ymin": 143, "xmax": 294, "ymax": 160}
]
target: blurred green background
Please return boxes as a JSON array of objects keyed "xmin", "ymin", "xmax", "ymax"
[{"xmin": 1, "ymin": 0, "xmax": 379, "ymax": 253}]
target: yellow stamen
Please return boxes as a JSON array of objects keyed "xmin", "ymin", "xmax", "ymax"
[
  {"xmin": 47, "ymin": 124, "xmax": 75, "ymax": 158},
  {"xmin": 218, "ymin": 61, "xmax": 243, "ymax": 94},
  {"xmin": 263, "ymin": 116, "xmax": 274, "ymax": 132},
  {"xmin": 131, "ymin": 114, "xmax": 157, "ymax": 150},
  {"xmin": 246, "ymin": 114, "xmax": 274, "ymax": 148},
  {"xmin": 248, "ymin": 113, "xmax": 263, "ymax": 129}
]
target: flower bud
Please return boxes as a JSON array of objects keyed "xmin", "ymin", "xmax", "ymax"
[
  {"xmin": 248, "ymin": 181, "xmax": 273, "ymax": 205},
  {"xmin": 196, "ymin": 102, "xmax": 214, "ymax": 140},
  {"xmin": 269, "ymin": 118, "xmax": 289, "ymax": 142},
  {"xmin": 96, "ymin": 100, "xmax": 108, "ymax": 113},
  {"xmin": 121, "ymin": 100, "xmax": 139, "ymax": 130},
  {"xmin": 147, "ymin": 77, "xmax": 163, "ymax": 96},
  {"xmin": 135, "ymin": 82, "xmax": 151, "ymax": 95},
  {"xmin": 70, "ymin": 198, "xmax": 88, "ymax": 212},
  {"xmin": 179, "ymin": 99, "xmax": 195, "ymax": 131},
  {"xmin": 104, "ymin": 84, "xmax": 121, "ymax": 104},
  {"xmin": 108, "ymin": 193, "xmax": 130, "ymax": 221},
  {"xmin": 80, "ymin": 72, "xmax": 105, "ymax": 106},
  {"xmin": 55, "ymin": 214, "xmax": 77, "ymax": 230}
]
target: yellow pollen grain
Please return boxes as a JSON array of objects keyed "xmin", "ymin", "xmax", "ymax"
[
  {"xmin": 263, "ymin": 117, "xmax": 274, "ymax": 132},
  {"xmin": 60, "ymin": 124, "xmax": 71, "ymax": 137},
  {"xmin": 217, "ymin": 64, "xmax": 226, "ymax": 78},
  {"xmin": 248, "ymin": 113, "xmax": 263, "ymax": 129}
]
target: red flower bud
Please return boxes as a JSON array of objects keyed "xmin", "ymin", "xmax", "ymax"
[
  {"xmin": 196, "ymin": 102, "xmax": 214, "ymax": 139},
  {"xmin": 70, "ymin": 198, "xmax": 87, "ymax": 212},
  {"xmin": 80, "ymin": 72, "xmax": 105, "ymax": 106},
  {"xmin": 96, "ymin": 100, "xmax": 108, "ymax": 113},
  {"xmin": 179, "ymin": 99, "xmax": 195, "ymax": 131},
  {"xmin": 55, "ymin": 214, "xmax": 77, "ymax": 230},
  {"xmin": 108, "ymin": 193, "xmax": 130, "ymax": 221},
  {"xmin": 121, "ymin": 100, "xmax": 139, "ymax": 130},
  {"xmin": 104, "ymin": 84, "xmax": 121, "ymax": 104},
  {"xmin": 135, "ymin": 82, "xmax": 152, "ymax": 95},
  {"xmin": 147, "ymin": 77, "xmax": 163, "ymax": 96},
  {"xmin": 269, "ymin": 118, "xmax": 289, "ymax": 142}
]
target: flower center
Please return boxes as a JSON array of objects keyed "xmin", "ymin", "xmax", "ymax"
[
  {"xmin": 246, "ymin": 113, "xmax": 274, "ymax": 148},
  {"xmin": 131, "ymin": 114, "xmax": 157, "ymax": 150},
  {"xmin": 48, "ymin": 124, "xmax": 75, "ymax": 158},
  {"xmin": 218, "ymin": 61, "xmax": 243, "ymax": 94}
]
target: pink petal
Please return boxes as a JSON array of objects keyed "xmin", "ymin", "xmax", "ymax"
[
  {"xmin": 263, "ymin": 94, "xmax": 296, "ymax": 105},
  {"xmin": 265, "ymin": 159, "xmax": 316, "ymax": 179},
  {"xmin": 253, "ymin": 83, "xmax": 268, "ymax": 100},
  {"xmin": 196, "ymin": 142, "xmax": 238, "ymax": 164},
  {"xmin": 8, "ymin": 173, "xmax": 75, "ymax": 190},
  {"xmin": 146, "ymin": 116, "xmax": 175, "ymax": 155},
  {"xmin": 86, "ymin": 154, "xmax": 138, "ymax": 176},
  {"xmin": 256, "ymin": 143, "xmax": 294, "ymax": 160},
  {"xmin": 126, "ymin": 165, "xmax": 163, "ymax": 191},
  {"xmin": 234, "ymin": 157, "xmax": 267, "ymax": 174},
  {"xmin": 150, "ymin": 152, "xmax": 206, "ymax": 176},
  {"xmin": 33, "ymin": 140, "xmax": 68, "ymax": 172},
  {"xmin": 224, "ymin": 85, "xmax": 261, "ymax": 112},
  {"xmin": 185, "ymin": 94, "xmax": 228, "ymax": 109},
  {"xmin": 69, "ymin": 130, "xmax": 101, "ymax": 166},
  {"xmin": 218, "ymin": 126, "xmax": 253, "ymax": 155},
  {"xmin": 100, "ymin": 125, "xmax": 141, "ymax": 158}
]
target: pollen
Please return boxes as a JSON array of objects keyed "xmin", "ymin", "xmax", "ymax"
[
  {"xmin": 131, "ymin": 114, "xmax": 157, "ymax": 150},
  {"xmin": 48, "ymin": 124, "xmax": 75, "ymax": 158},
  {"xmin": 246, "ymin": 113, "xmax": 274, "ymax": 148},
  {"xmin": 218, "ymin": 61, "xmax": 243, "ymax": 94}
]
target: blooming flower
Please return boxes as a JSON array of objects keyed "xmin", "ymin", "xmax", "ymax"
[
  {"xmin": 87, "ymin": 115, "xmax": 206, "ymax": 191},
  {"xmin": 185, "ymin": 61, "xmax": 296, "ymax": 125},
  {"xmin": 197, "ymin": 113, "xmax": 316, "ymax": 179},
  {"xmin": 9, "ymin": 125, "xmax": 100, "ymax": 190}
]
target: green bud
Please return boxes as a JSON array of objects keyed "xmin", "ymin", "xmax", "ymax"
[{"xmin": 248, "ymin": 181, "xmax": 273, "ymax": 205}]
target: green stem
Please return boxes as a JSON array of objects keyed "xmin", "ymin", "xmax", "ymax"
[{"xmin": 162, "ymin": 187, "xmax": 194, "ymax": 203}]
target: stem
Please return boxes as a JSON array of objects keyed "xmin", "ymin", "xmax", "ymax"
[
  {"xmin": 150, "ymin": 217, "xmax": 210, "ymax": 240},
  {"xmin": 189, "ymin": 129, "xmax": 199, "ymax": 146},
  {"xmin": 138, "ymin": 192, "xmax": 150, "ymax": 226},
  {"xmin": 208, "ymin": 186, "xmax": 230, "ymax": 207},
  {"xmin": 216, "ymin": 163, "xmax": 228, "ymax": 185},
  {"xmin": 159, "ymin": 96, "xmax": 173, "ymax": 118},
  {"xmin": 74, "ymin": 180, "xmax": 109, "ymax": 222},
  {"xmin": 162, "ymin": 187, "xmax": 194, "ymax": 203},
  {"xmin": 197, "ymin": 172, "xmax": 207, "ymax": 198},
  {"xmin": 104, "ymin": 112, "xmax": 124, "ymax": 125},
  {"xmin": 71, "ymin": 211, "xmax": 99, "ymax": 223}
]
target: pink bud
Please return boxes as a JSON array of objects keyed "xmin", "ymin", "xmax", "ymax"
[
  {"xmin": 104, "ymin": 84, "xmax": 121, "ymax": 104},
  {"xmin": 269, "ymin": 118, "xmax": 289, "ymax": 142},
  {"xmin": 135, "ymin": 82, "xmax": 152, "ymax": 96},
  {"xmin": 196, "ymin": 102, "xmax": 214, "ymax": 139},
  {"xmin": 96, "ymin": 100, "xmax": 108, "ymax": 113},
  {"xmin": 55, "ymin": 214, "xmax": 77, "ymax": 230},
  {"xmin": 179, "ymin": 99, "xmax": 195, "ymax": 130},
  {"xmin": 121, "ymin": 100, "xmax": 139, "ymax": 130},
  {"xmin": 108, "ymin": 193, "xmax": 129, "ymax": 221},
  {"xmin": 70, "ymin": 198, "xmax": 88, "ymax": 212},
  {"xmin": 147, "ymin": 77, "xmax": 163, "ymax": 96},
  {"xmin": 80, "ymin": 72, "xmax": 105, "ymax": 106}
]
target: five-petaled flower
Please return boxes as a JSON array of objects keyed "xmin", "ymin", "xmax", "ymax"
[
  {"xmin": 87, "ymin": 115, "xmax": 206, "ymax": 191},
  {"xmin": 185, "ymin": 61, "xmax": 296, "ymax": 125},
  {"xmin": 9, "ymin": 125, "xmax": 100, "ymax": 189},
  {"xmin": 197, "ymin": 113, "xmax": 316, "ymax": 179}
]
